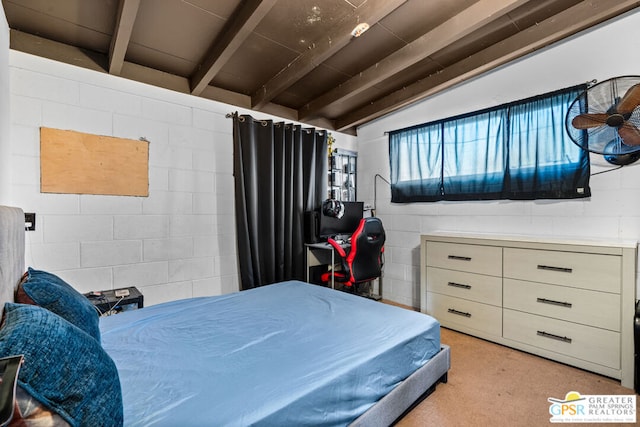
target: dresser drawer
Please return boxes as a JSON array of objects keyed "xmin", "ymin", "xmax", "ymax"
[
  {"xmin": 426, "ymin": 242, "xmax": 502, "ymax": 276},
  {"xmin": 503, "ymin": 248, "xmax": 621, "ymax": 293},
  {"xmin": 427, "ymin": 292, "xmax": 502, "ymax": 336},
  {"xmin": 503, "ymin": 279, "xmax": 620, "ymax": 331},
  {"xmin": 427, "ymin": 267, "xmax": 502, "ymax": 306},
  {"xmin": 503, "ymin": 309, "xmax": 620, "ymax": 369}
]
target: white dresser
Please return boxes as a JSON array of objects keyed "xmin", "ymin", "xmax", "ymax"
[{"xmin": 420, "ymin": 233, "xmax": 637, "ymax": 389}]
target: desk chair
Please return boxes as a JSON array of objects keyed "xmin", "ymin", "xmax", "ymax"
[{"xmin": 321, "ymin": 217, "xmax": 385, "ymax": 296}]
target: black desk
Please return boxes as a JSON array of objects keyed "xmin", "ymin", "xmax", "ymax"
[
  {"xmin": 305, "ymin": 241, "xmax": 383, "ymax": 299},
  {"xmin": 305, "ymin": 241, "xmax": 350, "ymax": 289}
]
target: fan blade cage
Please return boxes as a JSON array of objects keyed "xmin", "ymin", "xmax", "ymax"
[{"xmin": 565, "ymin": 76, "xmax": 640, "ymax": 155}]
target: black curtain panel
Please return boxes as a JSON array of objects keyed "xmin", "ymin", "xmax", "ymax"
[{"xmin": 232, "ymin": 113, "xmax": 327, "ymax": 290}]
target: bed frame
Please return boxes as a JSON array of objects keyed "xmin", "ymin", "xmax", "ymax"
[{"xmin": 0, "ymin": 205, "xmax": 450, "ymax": 426}]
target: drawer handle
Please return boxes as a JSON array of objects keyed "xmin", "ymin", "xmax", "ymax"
[
  {"xmin": 537, "ymin": 264, "xmax": 573, "ymax": 273},
  {"xmin": 448, "ymin": 282, "xmax": 472, "ymax": 290},
  {"xmin": 536, "ymin": 297, "xmax": 572, "ymax": 308},
  {"xmin": 537, "ymin": 330, "xmax": 572, "ymax": 344},
  {"xmin": 448, "ymin": 308, "xmax": 471, "ymax": 318},
  {"xmin": 448, "ymin": 255, "xmax": 472, "ymax": 261}
]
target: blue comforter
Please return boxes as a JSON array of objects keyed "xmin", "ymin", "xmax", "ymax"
[{"xmin": 100, "ymin": 281, "xmax": 440, "ymax": 426}]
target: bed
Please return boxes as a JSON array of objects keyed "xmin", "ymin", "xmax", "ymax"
[{"xmin": 0, "ymin": 205, "xmax": 450, "ymax": 426}]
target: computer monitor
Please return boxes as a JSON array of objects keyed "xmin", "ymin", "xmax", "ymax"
[{"xmin": 318, "ymin": 201, "xmax": 364, "ymax": 240}]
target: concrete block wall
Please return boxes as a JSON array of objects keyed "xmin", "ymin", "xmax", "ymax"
[
  {"xmin": 356, "ymin": 9, "xmax": 640, "ymax": 308},
  {"xmin": 8, "ymin": 51, "xmax": 240, "ymax": 306}
]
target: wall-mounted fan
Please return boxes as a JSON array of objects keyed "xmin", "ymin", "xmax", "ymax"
[{"xmin": 565, "ymin": 76, "xmax": 640, "ymax": 165}]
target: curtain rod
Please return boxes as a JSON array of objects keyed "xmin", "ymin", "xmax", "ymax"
[
  {"xmin": 226, "ymin": 112, "xmax": 328, "ymax": 134},
  {"xmin": 386, "ymin": 82, "xmax": 589, "ymax": 136}
]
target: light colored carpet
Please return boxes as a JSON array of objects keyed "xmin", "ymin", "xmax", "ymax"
[{"xmin": 397, "ymin": 327, "xmax": 637, "ymax": 427}]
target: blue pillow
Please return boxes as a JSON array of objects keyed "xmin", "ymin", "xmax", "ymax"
[
  {"xmin": 17, "ymin": 267, "xmax": 100, "ymax": 342},
  {"xmin": 0, "ymin": 303, "xmax": 123, "ymax": 427}
]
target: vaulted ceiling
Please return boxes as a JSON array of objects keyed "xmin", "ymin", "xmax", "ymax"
[{"xmin": 3, "ymin": 0, "xmax": 640, "ymax": 134}]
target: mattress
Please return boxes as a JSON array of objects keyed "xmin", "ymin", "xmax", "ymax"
[{"xmin": 100, "ymin": 280, "xmax": 441, "ymax": 426}]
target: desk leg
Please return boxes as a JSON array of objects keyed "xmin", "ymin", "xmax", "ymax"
[
  {"xmin": 371, "ymin": 277, "xmax": 382, "ymax": 300},
  {"xmin": 331, "ymin": 249, "xmax": 335, "ymax": 289},
  {"xmin": 306, "ymin": 247, "xmax": 310, "ymax": 283}
]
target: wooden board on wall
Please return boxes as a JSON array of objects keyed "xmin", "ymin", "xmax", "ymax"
[{"xmin": 40, "ymin": 127, "xmax": 149, "ymax": 197}]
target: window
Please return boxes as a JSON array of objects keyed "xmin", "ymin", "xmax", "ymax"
[{"xmin": 388, "ymin": 85, "xmax": 590, "ymax": 202}]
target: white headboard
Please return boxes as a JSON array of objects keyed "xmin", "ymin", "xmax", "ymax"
[{"xmin": 0, "ymin": 206, "xmax": 25, "ymax": 316}]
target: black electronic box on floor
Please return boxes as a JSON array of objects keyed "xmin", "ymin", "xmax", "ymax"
[{"xmin": 85, "ymin": 286, "xmax": 144, "ymax": 316}]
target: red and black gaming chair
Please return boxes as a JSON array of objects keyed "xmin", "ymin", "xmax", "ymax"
[{"xmin": 321, "ymin": 217, "xmax": 385, "ymax": 293}]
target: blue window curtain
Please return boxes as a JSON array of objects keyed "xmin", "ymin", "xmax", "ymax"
[{"xmin": 389, "ymin": 84, "xmax": 590, "ymax": 202}]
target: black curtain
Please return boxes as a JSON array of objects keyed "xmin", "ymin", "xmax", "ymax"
[{"xmin": 232, "ymin": 113, "xmax": 327, "ymax": 290}]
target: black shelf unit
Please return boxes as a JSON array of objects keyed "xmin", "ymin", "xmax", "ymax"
[{"xmin": 329, "ymin": 148, "xmax": 357, "ymax": 201}]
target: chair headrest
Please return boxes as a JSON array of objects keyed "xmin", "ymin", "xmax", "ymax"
[{"xmin": 356, "ymin": 217, "xmax": 385, "ymax": 243}]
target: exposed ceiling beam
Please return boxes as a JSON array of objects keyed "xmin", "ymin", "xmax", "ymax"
[
  {"xmin": 250, "ymin": 0, "xmax": 408, "ymax": 110},
  {"xmin": 10, "ymin": 29, "xmax": 108, "ymax": 72},
  {"xmin": 8, "ymin": 30, "xmax": 305, "ymax": 125},
  {"xmin": 300, "ymin": 0, "xmax": 528, "ymax": 122},
  {"xmin": 335, "ymin": 0, "xmax": 640, "ymax": 132},
  {"xmin": 108, "ymin": 0, "xmax": 140, "ymax": 76},
  {"xmin": 190, "ymin": 0, "xmax": 278, "ymax": 96}
]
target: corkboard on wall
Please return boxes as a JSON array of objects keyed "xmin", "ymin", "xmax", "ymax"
[{"xmin": 40, "ymin": 127, "xmax": 149, "ymax": 197}]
